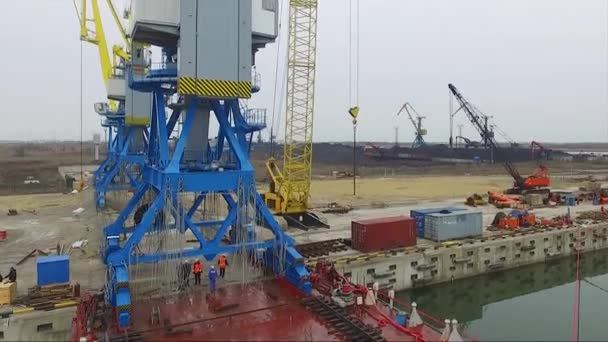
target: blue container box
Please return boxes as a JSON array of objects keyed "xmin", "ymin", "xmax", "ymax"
[
  {"xmin": 395, "ymin": 311, "xmax": 408, "ymax": 326},
  {"xmin": 410, "ymin": 207, "xmax": 466, "ymax": 237},
  {"xmin": 37, "ymin": 255, "xmax": 70, "ymax": 286},
  {"xmin": 565, "ymin": 195, "xmax": 576, "ymax": 206}
]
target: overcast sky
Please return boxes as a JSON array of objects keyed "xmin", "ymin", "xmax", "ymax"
[{"xmin": 1, "ymin": 0, "xmax": 606, "ymax": 143}]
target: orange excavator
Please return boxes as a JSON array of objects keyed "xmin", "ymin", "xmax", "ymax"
[{"xmin": 449, "ymin": 84, "xmax": 550, "ymax": 195}]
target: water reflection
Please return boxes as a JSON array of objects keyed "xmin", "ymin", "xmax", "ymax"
[{"xmin": 398, "ymin": 251, "xmax": 608, "ymax": 340}]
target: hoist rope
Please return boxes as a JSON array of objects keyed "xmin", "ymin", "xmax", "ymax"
[
  {"xmin": 571, "ymin": 228, "xmax": 581, "ymax": 341},
  {"xmin": 355, "ymin": 0, "xmax": 360, "ymax": 107},
  {"xmin": 348, "ymin": 0, "xmax": 352, "ymax": 106},
  {"xmin": 270, "ymin": 0, "xmax": 285, "ymax": 158},
  {"xmin": 80, "ymin": 40, "xmax": 84, "ymax": 182},
  {"xmin": 348, "ymin": 0, "xmax": 360, "ymax": 107}
]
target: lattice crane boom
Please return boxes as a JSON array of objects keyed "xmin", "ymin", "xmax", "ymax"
[
  {"xmin": 448, "ymin": 84, "xmax": 525, "ymax": 186},
  {"xmin": 282, "ymin": 0, "xmax": 318, "ymax": 213},
  {"xmin": 265, "ymin": 0, "xmax": 322, "ymax": 223}
]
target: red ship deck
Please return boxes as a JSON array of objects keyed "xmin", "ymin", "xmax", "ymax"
[{"xmin": 108, "ymin": 279, "xmax": 441, "ymax": 341}]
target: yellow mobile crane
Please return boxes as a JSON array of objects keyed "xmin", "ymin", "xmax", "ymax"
[{"xmin": 263, "ymin": 0, "xmax": 328, "ymax": 229}]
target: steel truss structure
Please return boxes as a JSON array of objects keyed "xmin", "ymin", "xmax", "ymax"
[
  {"xmin": 102, "ymin": 65, "xmax": 311, "ymax": 328},
  {"xmin": 94, "ymin": 111, "xmax": 147, "ymax": 208}
]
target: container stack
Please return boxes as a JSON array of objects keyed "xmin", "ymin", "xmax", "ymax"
[
  {"xmin": 351, "ymin": 216, "xmax": 416, "ymax": 253},
  {"xmin": 424, "ymin": 210, "xmax": 482, "ymax": 242},
  {"xmin": 410, "ymin": 207, "xmax": 467, "ymax": 237}
]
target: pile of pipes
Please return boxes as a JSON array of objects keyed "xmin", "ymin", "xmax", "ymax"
[
  {"xmin": 577, "ymin": 210, "xmax": 608, "ymax": 222},
  {"xmin": 14, "ymin": 283, "xmax": 80, "ymax": 311},
  {"xmin": 539, "ymin": 214, "xmax": 571, "ymax": 227}
]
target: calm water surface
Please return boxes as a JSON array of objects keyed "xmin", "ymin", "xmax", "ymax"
[{"xmin": 398, "ymin": 251, "xmax": 608, "ymax": 341}]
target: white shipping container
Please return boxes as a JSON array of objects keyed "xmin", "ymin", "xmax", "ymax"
[{"xmin": 424, "ymin": 211, "xmax": 482, "ymax": 242}]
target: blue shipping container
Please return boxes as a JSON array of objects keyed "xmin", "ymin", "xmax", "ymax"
[
  {"xmin": 565, "ymin": 195, "xmax": 576, "ymax": 206},
  {"xmin": 37, "ymin": 255, "xmax": 70, "ymax": 286},
  {"xmin": 410, "ymin": 207, "xmax": 467, "ymax": 237}
]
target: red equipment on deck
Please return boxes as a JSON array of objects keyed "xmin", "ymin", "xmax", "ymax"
[
  {"xmin": 523, "ymin": 165, "xmax": 550, "ymax": 188},
  {"xmin": 72, "ymin": 261, "xmax": 450, "ymax": 342}
]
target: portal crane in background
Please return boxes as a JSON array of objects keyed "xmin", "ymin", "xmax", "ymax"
[
  {"xmin": 263, "ymin": 0, "xmax": 327, "ymax": 229},
  {"xmin": 74, "ymin": 0, "xmax": 148, "ymax": 208},
  {"xmin": 448, "ymin": 84, "xmax": 550, "ymax": 193},
  {"xmin": 396, "ymin": 102, "xmax": 427, "ymax": 148},
  {"xmin": 531, "ymin": 140, "xmax": 551, "ymax": 160}
]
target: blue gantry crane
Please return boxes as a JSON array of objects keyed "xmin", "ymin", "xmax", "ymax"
[
  {"xmin": 75, "ymin": 0, "xmax": 150, "ymax": 208},
  {"xmin": 102, "ymin": 1, "xmax": 311, "ymax": 328},
  {"xmin": 93, "ymin": 105, "xmax": 148, "ymax": 208}
]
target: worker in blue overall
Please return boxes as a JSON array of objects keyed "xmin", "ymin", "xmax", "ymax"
[{"xmin": 208, "ymin": 265, "xmax": 217, "ymax": 292}]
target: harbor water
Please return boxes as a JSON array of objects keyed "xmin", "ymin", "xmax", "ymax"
[{"xmin": 398, "ymin": 250, "xmax": 608, "ymax": 341}]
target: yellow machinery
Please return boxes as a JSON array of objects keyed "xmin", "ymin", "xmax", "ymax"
[
  {"xmin": 73, "ymin": 0, "xmax": 132, "ymax": 192},
  {"xmin": 264, "ymin": 0, "xmax": 327, "ymax": 229},
  {"xmin": 74, "ymin": 0, "xmax": 130, "ymax": 110}
]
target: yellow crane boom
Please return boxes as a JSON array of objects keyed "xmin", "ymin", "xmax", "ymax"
[
  {"xmin": 264, "ymin": 0, "xmax": 324, "ymax": 228},
  {"xmin": 74, "ymin": 0, "xmax": 130, "ymax": 92}
]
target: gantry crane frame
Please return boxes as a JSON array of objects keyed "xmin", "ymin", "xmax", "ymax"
[{"xmin": 74, "ymin": 0, "xmax": 149, "ymax": 208}]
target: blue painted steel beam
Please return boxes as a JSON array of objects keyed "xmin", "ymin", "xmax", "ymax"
[
  {"xmin": 142, "ymin": 167, "xmax": 251, "ymax": 193},
  {"xmin": 190, "ymin": 219, "xmax": 225, "ymax": 227},
  {"xmin": 94, "ymin": 115, "xmax": 148, "ymax": 208},
  {"xmin": 132, "ymin": 240, "xmax": 277, "ymax": 264},
  {"xmin": 105, "ymin": 74, "xmax": 311, "ymax": 329}
]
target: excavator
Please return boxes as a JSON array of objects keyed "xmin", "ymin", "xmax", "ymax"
[{"xmin": 448, "ymin": 84, "xmax": 550, "ymax": 195}]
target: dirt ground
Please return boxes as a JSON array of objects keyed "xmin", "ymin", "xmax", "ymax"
[
  {"xmin": 0, "ymin": 141, "xmax": 605, "ymax": 299},
  {"xmin": 2, "ymin": 140, "xmax": 607, "ymax": 197},
  {"xmin": 0, "ymin": 168, "xmax": 598, "ymax": 300},
  {"xmin": 307, "ymin": 174, "xmax": 583, "ymax": 207},
  {"xmin": 309, "ymin": 175, "xmax": 511, "ymax": 207},
  {"xmin": 0, "ymin": 190, "xmax": 107, "ymax": 296}
]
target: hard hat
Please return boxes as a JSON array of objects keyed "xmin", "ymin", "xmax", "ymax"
[{"xmin": 211, "ymin": 265, "xmax": 215, "ymax": 269}]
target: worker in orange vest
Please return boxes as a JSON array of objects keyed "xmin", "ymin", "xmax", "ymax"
[
  {"xmin": 192, "ymin": 258, "xmax": 203, "ymax": 285},
  {"xmin": 218, "ymin": 254, "xmax": 229, "ymax": 278}
]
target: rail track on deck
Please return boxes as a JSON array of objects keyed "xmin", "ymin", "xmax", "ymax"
[
  {"xmin": 301, "ymin": 296, "xmax": 386, "ymax": 342},
  {"xmin": 296, "ymin": 239, "xmax": 350, "ymax": 258}
]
